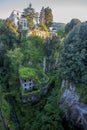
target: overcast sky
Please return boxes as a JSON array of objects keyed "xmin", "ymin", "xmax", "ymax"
[{"xmin": 0, "ymin": 0, "xmax": 87, "ymax": 23}]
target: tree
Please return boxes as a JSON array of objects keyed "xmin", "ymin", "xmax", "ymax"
[
  {"xmin": 39, "ymin": 7, "xmax": 45, "ymax": 25},
  {"xmin": 59, "ymin": 21, "xmax": 87, "ymax": 84},
  {"xmin": 0, "ymin": 22, "xmax": 19, "ymax": 86},
  {"xmin": 0, "ymin": 25, "xmax": 18, "ymax": 50},
  {"xmin": 45, "ymin": 7, "xmax": 53, "ymax": 28},
  {"xmin": 43, "ymin": 35, "xmax": 60, "ymax": 72},
  {"xmin": 5, "ymin": 18, "xmax": 18, "ymax": 36},
  {"xmin": 39, "ymin": 6, "xmax": 53, "ymax": 28},
  {"xmin": 22, "ymin": 3, "xmax": 36, "ymax": 27},
  {"xmin": 7, "ymin": 48, "xmax": 23, "ymax": 66},
  {"xmin": 22, "ymin": 36, "xmax": 44, "ymax": 68},
  {"xmin": 57, "ymin": 27, "xmax": 66, "ymax": 39},
  {"xmin": 0, "ymin": 19, "xmax": 4, "ymax": 27},
  {"xmin": 6, "ymin": 48, "xmax": 23, "ymax": 85},
  {"xmin": 65, "ymin": 18, "xmax": 81, "ymax": 33}
]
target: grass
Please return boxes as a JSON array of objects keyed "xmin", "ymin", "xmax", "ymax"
[
  {"xmin": 19, "ymin": 66, "xmax": 49, "ymax": 84},
  {"xmin": 19, "ymin": 67, "xmax": 37, "ymax": 79}
]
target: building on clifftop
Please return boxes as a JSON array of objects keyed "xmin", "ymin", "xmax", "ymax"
[{"xmin": 9, "ymin": 10, "xmax": 28, "ymax": 30}]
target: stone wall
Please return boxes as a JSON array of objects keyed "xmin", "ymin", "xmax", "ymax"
[{"xmin": 22, "ymin": 83, "xmax": 50, "ymax": 103}]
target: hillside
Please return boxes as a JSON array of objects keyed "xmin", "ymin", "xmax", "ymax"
[{"xmin": 0, "ymin": 3, "xmax": 87, "ymax": 130}]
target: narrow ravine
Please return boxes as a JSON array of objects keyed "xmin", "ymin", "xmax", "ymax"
[
  {"xmin": 60, "ymin": 80, "xmax": 87, "ymax": 130},
  {"xmin": 0, "ymin": 111, "xmax": 8, "ymax": 130},
  {"xmin": 6, "ymin": 84, "xmax": 20, "ymax": 130}
]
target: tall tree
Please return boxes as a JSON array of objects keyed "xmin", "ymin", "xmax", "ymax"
[
  {"xmin": 39, "ymin": 6, "xmax": 53, "ymax": 28},
  {"xmin": 39, "ymin": 7, "xmax": 45, "ymax": 25},
  {"xmin": 45, "ymin": 7, "xmax": 53, "ymax": 28},
  {"xmin": 22, "ymin": 3, "xmax": 36, "ymax": 27}
]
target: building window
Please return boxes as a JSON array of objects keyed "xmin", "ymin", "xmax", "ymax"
[
  {"xmin": 17, "ymin": 12, "xmax": 19, "ymax": 16},
  {"xmin": 29, "ymin": 83, "xmax": 31, "ymax": 86},
  {"xmin": 29, "ymin": 79, "xmax": 31, "ymax": 81},
  {"xmin": 24, "ymin": 23, "xmax": 26, "ymax": 27},
  {"xmin": 24, "ymin": 80, "xmax": 26, "ymax": 82},
  {"xmin": 24, "ymin": 84, "xmax": 26, "ymax": 86}
]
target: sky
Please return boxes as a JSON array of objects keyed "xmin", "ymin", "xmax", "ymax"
[{"xmin": 0, "ymin": 0, "xmax": 87, "ymax": 23}]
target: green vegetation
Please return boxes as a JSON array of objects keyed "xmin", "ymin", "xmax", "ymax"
[
  {"xmin": 1, "ymin": 84, "xmax": 17, "ymax": 130},
  {"xmin": 65, "ymin": 18, "xmax": 81, "ymax": 34},
  {"xmin": 1, "ymin": 96, "xmax": 11, "ymax": 126},
  {"xmin": 1, "ymin": 2, "xmax": 87, "ymax": 129},
  {"xmin": 0, "ymin": 19, "xmax": 4, "ymax": 27},
  {"xmin": 22, "ymin": 3, "xmax": 36, "ymax": 27},
  {"xmin": 38, "ymin": 23, "xmax": 48, "ymax": 31},
  {"xmin": 22, "ymin": 89, "xmax": 41, "ymax": 96},
  {"xmin": 59, "ymin": 21, "xmax": 87, "ymax": 84},
  {"xmin": 57, "ymin": 27, "xmax": 66, "ymax": 39},
  {"xmin": 19, "ymin": 66, "xmax": 49, "ymax": 91},
  {"xmin": 14, "ymin": 71, "xmax": 64, "ymax": 130},
  {"xmin": 0, "ymin": 17, "xmax": 63, "ymax": 129},
  {"xmin": 40, "ymin": 6, "xmax": 53, "ymax": 28},
  {"xmin": 0, "ymin": 115, "xmax": 5, "ymax": 130},
  {"xmin": 76, "ymin": 84, "xmax": 87, "ymax": 103},
  {"xmin": 45, "ymin": 7, "xmax": 53, "ymax": 27},
  {"xmin": 19, "ymin": 67, "xmax": 37, "ymax": 79}
]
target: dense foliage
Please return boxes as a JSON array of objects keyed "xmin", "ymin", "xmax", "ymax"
[
  {"xmin": 60, "ymin": 21, "xmax": 87, "ymax": 84},
  {"xmin": 39, "ymin": 6, "xmax": 53, "ymax": 28},
  {"xmin": 1, "ymin": 4, "xmax": 87, "ymax": 129},
  {"xmin": 45, "ymin": 7, "xmax": 53, "ymax": 27},
  {"xmin": 0, "ymin": 19, "xmax": 63, "ymax": 129},
  {"xmin": 57, "ymin": 27, "xmax": 66, "ymax": 39},
  {"xmin": 65, "ymin": 18, "xmax": 81, "ymax": 33},
  {"xmin": 22, "ymin": 3, "xmax": 36, "ymax": 27}
]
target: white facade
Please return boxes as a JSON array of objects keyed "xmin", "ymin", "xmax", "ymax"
[
  {"xmin": 20, "ymin": 78, "xmax": 34, "ymax": 91},
  {"xmin": 19, "ymin": 18, "xmax": 28, "ymax": 30},
  {"xmin": 9, "ymin": 10, "xmax": 28, "ymax": 30},
  {"xmin": 49, "ymin": 27, "xmax": 57, "ymax": 33},
  {"xmin": 9, "ymin": 10, "xmax": 22, "ymax": 26}
]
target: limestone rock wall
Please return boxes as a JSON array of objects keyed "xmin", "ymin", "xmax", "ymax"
[{"xmin": 60, "ymin": 80, "xmax": 87, "ymax": 130}]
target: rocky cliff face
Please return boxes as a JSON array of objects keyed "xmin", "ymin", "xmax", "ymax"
[{"xmin": 59, "ymin": 80, "xmax": 87, "ymax": 130}]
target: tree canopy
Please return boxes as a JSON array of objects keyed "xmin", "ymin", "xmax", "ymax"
[
  {"xmin": 65, "ymin": 18, "xmax": 81, "ymax": 34},
  {"xmin": 22, "ymin": 3, "xmax": 36, "ymax": 27},
  {"xmin": 0, "ymin": 25, "xmax": 18, "ymax": 50},
  {"xmin": 59, "ymin": 21, "xmax": 87, "ymax": 84},
  {"xmin": 45, "ymin": 7, "xmax": 53, "ymax": 27},
  {"xmin": 39, "ymin": 6, "xmax": 53, "ymax": 28}
]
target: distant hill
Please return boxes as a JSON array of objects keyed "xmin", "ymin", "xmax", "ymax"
[{"xmin": 52, "ymin": 22, "xmax": 66, "ymax": 29}]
